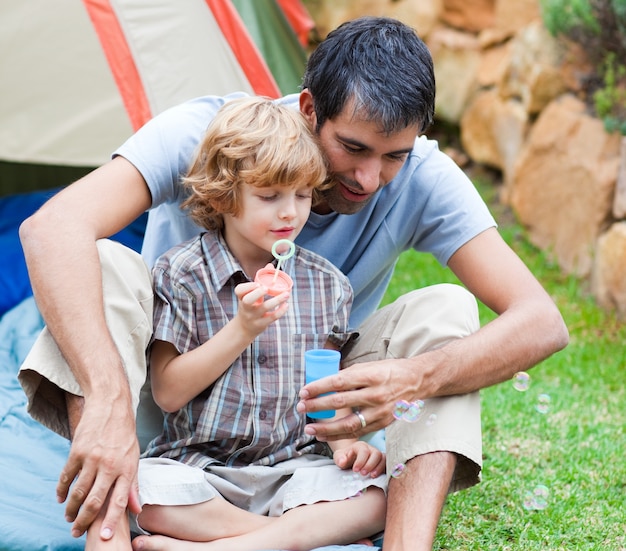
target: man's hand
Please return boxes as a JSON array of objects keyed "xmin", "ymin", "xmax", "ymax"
[
  {"xmin": 297, "ymin": 358, "xmax": 416, "ymax": 441},
  {"xmin": 57, "ymin": 395, "xmax": 140, "ymax": 540}
]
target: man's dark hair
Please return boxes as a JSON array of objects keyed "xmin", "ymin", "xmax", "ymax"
[{"xmin": 302, "ymin": 16, "xmax": 435, "ymax": 134}]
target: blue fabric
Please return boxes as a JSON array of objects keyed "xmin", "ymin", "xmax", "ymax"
[
  {"xmin": 0, "ymin": 296, "xmax": 85, "ymax": 550},
  {"xmin": 0, "ymin": 188, "xmax": 148, "ymax": 318}
]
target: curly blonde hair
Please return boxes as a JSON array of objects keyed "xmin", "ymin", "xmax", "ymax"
[{"xmin": 181, "ymin": 96, "xmax": 329, "ymax": 231}]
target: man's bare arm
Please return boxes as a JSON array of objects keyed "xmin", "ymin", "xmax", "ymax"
[
  {"xmin": 19, "ymin": 156, "xmax": 152, "ymax": 539},
  {"xmin": 298, "ymin": 228, "xmax": 569, "ymax": 437}
]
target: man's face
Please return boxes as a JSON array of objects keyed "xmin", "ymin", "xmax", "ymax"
[{"xmin": 300, "ymin": 91, "xmax": 420, "ymax": 215}]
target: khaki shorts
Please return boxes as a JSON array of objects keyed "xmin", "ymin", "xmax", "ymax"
[{"xmin": 18, "ymin": 239, "xmax": 482, "ymax": 493}]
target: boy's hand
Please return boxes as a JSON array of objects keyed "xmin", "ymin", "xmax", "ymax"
[
  {"xmin": 333, "ymin": 441, "xmax": 386, "ymax": 478},
  {"xmin": 234, "ymin": 279, "xmax": 289, "ymax": 337}
]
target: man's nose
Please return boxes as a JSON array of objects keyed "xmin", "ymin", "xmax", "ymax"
[{"xmin": 354, "ymin": 158, "xmax": 382, "ymax": 193}]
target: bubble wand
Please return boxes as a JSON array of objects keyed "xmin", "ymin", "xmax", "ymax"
[
  {"xmin": 254, "ymin": 239, "xmax": 295, "ymax": 296},
  {"xmin": 271, "ymin": 239, "xmax": 296, "ymax": 284}
]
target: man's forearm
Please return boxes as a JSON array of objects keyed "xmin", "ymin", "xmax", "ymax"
[{"xmin": 413, "ymin": 298, "xmax": 569, "ymax": 399}]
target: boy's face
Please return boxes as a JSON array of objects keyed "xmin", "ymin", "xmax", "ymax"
[
  {"xmin": 300, "ymin": 91, "xmax": 419, "ymax": 215},
  {"xmin": 223, "ymin": 181, "xmax": 313, "ymax": 266}
]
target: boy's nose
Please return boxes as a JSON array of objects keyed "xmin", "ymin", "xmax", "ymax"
[{"xmin": 279, "ymin": 198, "xmax": 297, "ymax": 219}]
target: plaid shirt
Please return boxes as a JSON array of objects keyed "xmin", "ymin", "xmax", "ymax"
[{"xmin": 143, "ymin": 231, "xmax": 354, "ymax": 469}]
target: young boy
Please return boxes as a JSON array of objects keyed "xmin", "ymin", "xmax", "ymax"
[{"xmin": 130, "ymin": 97, "xmax": 387, "ymax": 550}]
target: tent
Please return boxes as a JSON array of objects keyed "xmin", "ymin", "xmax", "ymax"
[
  {"xmin": 0, "ymin": 0, "xmax": 312, "ymax": 314},
  {"xmin": 0, "ymin": 0, "xmax": 312, "ymax": 195}
]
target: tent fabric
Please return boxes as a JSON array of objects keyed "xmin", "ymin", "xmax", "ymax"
[
  {"xmin": 204, "ymin": 0, "xmax": 282, "ymax": 99},
  {"xmin": 276, "ymin": 0, "xmax": 316, "ymax": 46},
  {"xmin": 0, "ymin": 0, "xmax": 307, "ymax": 171},
  {"xmin": 83, "ymin": 0, "xmax": 153, "ymax": 132},
  {"xmin": 231, "ymin": 0, "xmax": 309, "ymax": 94},
  {"xmin": 85, "ymin": 0, "xmax": 282, "ymax": 132},
  {"xmin": 0, "ymin": 1, "xmax": 134, "ymax": 168}
]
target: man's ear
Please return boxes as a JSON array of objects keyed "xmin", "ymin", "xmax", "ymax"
[{"xmin": 299, "ymin": 89, "xmax": 316, "ymax": 127}]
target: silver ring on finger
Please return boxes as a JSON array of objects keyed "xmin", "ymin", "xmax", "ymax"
[{"xmin": 354, "ymin": 409, "xmax": 367, "ymax": 429}]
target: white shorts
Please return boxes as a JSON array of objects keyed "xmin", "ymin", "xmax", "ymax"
[{"xmin": 132, "ymin": 455, "xmax": 388, "ymax": 534}]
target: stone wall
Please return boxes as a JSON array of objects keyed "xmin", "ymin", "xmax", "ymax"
[{"xmin": 302, "ymin": 0, "xmax": 626, "ymax": 318}]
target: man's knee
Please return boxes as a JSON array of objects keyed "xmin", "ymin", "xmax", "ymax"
[
  {"xmin": 96, "ymin": 239, "xmax": 153, "ymax": 311},
  {"xmin": 345, "ymin": 284, "xmax": 479, "ymax": 365},
  {"xmin": 398, "ymin": 284, "xmax": 478, "ymax": 333},
  {"xmin": 386, "ymin": 284, "xmax": 479, "ymax": 359}
]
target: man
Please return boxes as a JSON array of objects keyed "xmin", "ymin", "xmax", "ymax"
[{"xmin": 18, "ymin": 16, "xmax": 568, "ymax": 551}]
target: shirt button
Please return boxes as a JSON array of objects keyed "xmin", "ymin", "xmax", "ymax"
[
  {"xmin": 258, "ymin": 354, "xmax": 267, "ymax": 364},
  {"xmin": 259, "ymin": 410, "xmax": 267, "ymax": 420}
]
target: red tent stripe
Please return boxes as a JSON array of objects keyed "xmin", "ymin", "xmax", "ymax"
[
  {"xmin": 204, "ymin": 0, "xmax": 281, "ymax": 98},
  {"xmin": 82, "ymin": 0, "xmax": 152, "ymax": 131},
  {"xmin": 276, "ymin": 0, "xmax": 315, "ymax": 47}
]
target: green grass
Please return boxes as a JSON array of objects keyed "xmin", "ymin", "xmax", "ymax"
[{"xmin": 381, "ymin": 176, "xmax": 626, "ymax": 550}]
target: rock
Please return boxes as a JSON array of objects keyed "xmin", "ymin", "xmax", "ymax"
[
  {"xmin": 476, "ymin": 40, "xmax": 512, "ymax": 88},
  {"xmin": 440, "ymin": 0, "xmax": 495, "ymax": 32},
  {"xmin": 557, "ymin": 40, "xmax": 596, "ymax": 96},
  {"xmin": 302, "ymin": 0, "xmax": 379, "ymax": 38},
  {"xmin": 511, "ymin": 95, "xmax": 622, "ymax": 276},
  {"xmin": 302, "ymin": 0, "xmax": 442, "ymax": 39},
  {"xmin": 428, "ymin": 26, "xmax": 482, "ymax": 123},
  {"xmin": 592, "ymin": 222, "xmax": 626, "ymax": 318},
  {"xmin": 613, "ymin": 137, "xmax": 626, "ymax": 219},
  {"xmin": 387, "ymin": 0, "xmax": 443, "ymax": 39},
  {"xmin": 460, "ymin": 89, "xmax": 528, "ymax": 194},
  {"xmin": 499, "ymin": 20, "xmax": 568, "ymax": 115},
  {"xmin": 493, "ymin": 0, "xmax": 541, "ymax": 37}
]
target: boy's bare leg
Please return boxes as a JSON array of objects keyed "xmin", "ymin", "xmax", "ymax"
[
  {"xmin": 137, "ymin": 496, "xmax": 274, "ymax": 541},
  {"xmin": 132, "ymin": 487, "xmax": 386, "ymax": 551},
  {"xmin": 382, "ymin": 451, "xmax": 456, "ymax": 551}
]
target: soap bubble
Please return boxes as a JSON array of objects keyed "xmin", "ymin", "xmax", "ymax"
[
  {"xmin": 393, "ymin": 399, "xmax": 425, "ymax": 422},
  {"xmin": 426, "ymin": 413, "xmax": 438, "ymax": 426},
  {"xmin": 522, "ymin": 491, "xmax": 536, "ymax": 510},
  {"xmin": 535, "ymin": 393, "xmax": 551, "ymax": 414},
  {"xmin": 402, "ymin": 400, "xmax": 425, "ymax": 423},
  {"xmin": 523, "ymin": 484, "xmax": 550, "ymax": 510},
  {"xmin": 393, "ymin": 400, "xmax": 411, "ymax": 420},
  {"xmin": 513, "ymin": 371, "xmax": 531, "ymax": 391},
  {"xmin": 342, "ymin": 472, "xmax": 368, "ymax": 497},
  {"xmin": 342, "ymin": 473, "xmax": 357, "ymax": 489},
  {"xmin": 532, "ymin": 485, "xmax": 549, "ymax": 510},
  {"xmin": 390, "ymin": 463, "xmax": 406, "ymax": 478}
]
